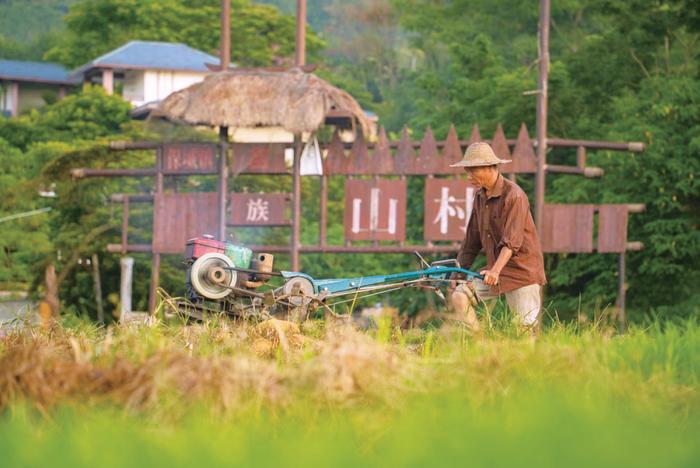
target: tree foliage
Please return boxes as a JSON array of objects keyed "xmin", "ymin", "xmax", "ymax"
[
  {"xmin": 0, "ymin": 86, "xmax": 135, "ymax": 312},
  {"xmin": 44, "ymin": 0, "xmax": 324, "ymax": 68},
  {"xmin": 380, "ymin": 0, "xmax": 700, "ymax": 313}
]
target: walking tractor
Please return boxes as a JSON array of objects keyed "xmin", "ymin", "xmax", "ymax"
[{"xmin": 181, "ymin": 235, "xmax": 484, "ymax": 320}]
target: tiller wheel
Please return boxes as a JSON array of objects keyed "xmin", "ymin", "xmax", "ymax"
[{"xmin": 189, "ymin": 252, "xmax": 237, "ymax": 300}]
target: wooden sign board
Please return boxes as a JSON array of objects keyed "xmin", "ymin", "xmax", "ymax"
[
  {"xmin": 598, "ymin": 205, "xmax": 629, "ymax": 253},
  {"xmin": 230, "ymin": 143, "xmax": 288, "ymax": 174},
  {"xmin": 153, "ymin": 192, "xmax": 218, "ymax": 254},
  {"xmin": 424, "ymin": 179, "xmax": 476, "ymax": 241},
  {"xmin": 162, "ymin": 143, "xmax": 217, "ymax": 174},
  {"xmin": 344, "ymin": 179, "xmax": 407, "ymax": 241},
  {"xmin": 541, "ymin": 204, "xmax": 594, "ymax": 253},
  {"xmin": 229, "ymin": 193, "xmax": 291, "ymax": 226}
]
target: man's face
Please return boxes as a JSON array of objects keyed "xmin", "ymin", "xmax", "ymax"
[{"xmin": 464, "ymin": 166, "xmax": 492, "ymax": 188}]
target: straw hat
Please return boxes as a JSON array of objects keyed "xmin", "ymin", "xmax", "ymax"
[{"xmin": 449, "ymin": 142, "xmax": 512, "ymax": 168}]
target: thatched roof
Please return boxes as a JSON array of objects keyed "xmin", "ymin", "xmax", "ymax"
[{"xmin": 151, "ymin": 68, "xmax": 371, "ymax": 135}]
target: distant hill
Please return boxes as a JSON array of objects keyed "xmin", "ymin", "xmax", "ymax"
[
  {"xmin": 256, "ymin": 0, "xmax": 350, "ymax": 33},
  {"xmin": 0, "ymin": 0, "xmax": 74, "ymax": 43}
]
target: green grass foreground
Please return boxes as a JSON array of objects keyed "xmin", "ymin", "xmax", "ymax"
[{"xmin": 1, "ymin": 316, "xmax": 698, "ymax": 467}]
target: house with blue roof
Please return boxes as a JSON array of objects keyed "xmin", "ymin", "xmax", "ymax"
[
  {"xmin": 0, "ymin": 60, "xmax": 77, "ymax": 117},
  {"xmin": 71, "ymin": 40, "xmax": 220, "ymax": 107}
]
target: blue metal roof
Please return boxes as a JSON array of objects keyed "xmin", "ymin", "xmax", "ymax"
[
  {"xmin": 72, "ymin": 41, "xmax": 221, "ymax": 75},
  {"xmin": 0, "ymin": 60, "xmax": 76, "ymax": 84}
]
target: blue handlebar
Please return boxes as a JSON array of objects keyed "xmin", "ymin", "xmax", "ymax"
[{"xmin": 281, "ymin": 265, "xmax": 484, "ymax": 295}]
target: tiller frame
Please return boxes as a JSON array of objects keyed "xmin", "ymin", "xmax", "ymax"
[{"xmin": 180, "ymin": 236, "xmax": 483, "ymax": 320}]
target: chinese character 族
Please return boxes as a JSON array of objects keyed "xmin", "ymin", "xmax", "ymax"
[{"xmin": 246, "ymin": 198, "xmax": 270, "ymax": 222}]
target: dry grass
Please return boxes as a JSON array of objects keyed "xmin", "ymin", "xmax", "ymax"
[
  {"xmin": 0, "ymin": 316, "xmax": 697, "ymax": 425},
  {"xmin": 0, "ymin": 318, "xmax": 414, "ymax": 418},
  {"xmin": 1, "ymin": 317, "xmax": 698, "ymax": 467}
]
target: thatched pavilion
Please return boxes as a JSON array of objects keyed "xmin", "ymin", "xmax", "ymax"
[{"xmin": 152, "ymin": 67, "xmax": 371, "ymax": 270}]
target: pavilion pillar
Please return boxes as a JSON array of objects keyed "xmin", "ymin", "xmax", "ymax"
[
  {"xmin": 291, "ymin": 134, "xmax": 302, "ymax": 271},
  {"xmin": 218, "ymin": 126, "xmax": 229, "ymax": 241},
  {"xmin": 296, "ymin": 0, "xmax": 307, "ymax": 66},
  {"xmin": 102, "ymin": 69, "xmax": 114, "ymax": 95},
  {"xmin": 10, "ymin": 81, "xmax": 19, "ymax": 117},
  {"xmin": 534, "ymin": 0, "xmax": 550, "ymax": 233}
]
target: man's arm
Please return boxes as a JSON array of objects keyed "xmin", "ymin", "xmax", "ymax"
[
  {"xmin": 480, "ymin": 247, "xmax": 512, "ymax": 286},
  {"xmin": 481, "ymin": 192, "xmax": 529, "ymax": 285}
]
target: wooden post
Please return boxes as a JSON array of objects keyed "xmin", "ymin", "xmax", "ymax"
[
  {"xmin": 120, "ymin": 256, "xmax": 134, "ymax": 321},
  {"xmin": 220, "ymin": 0, "xmax": 231, "ymax": 70},
  {"xmin": 296, "ymin": 0, "xmax": 307, "ymax": 66},
  {"xmin": 102, "ymin": 69, "xmax": 114, "ymax": 95},
  {"xmin": 45, "ymin": 262, "xmax": 59, "ymax": 317},
  {"xmin": 91, "ymin": 253, "xmax": 104, "ymax": 323},
  {"xmin": 617, "ymin": 252, "xmax": 627, "ymax": 330},
  {"xmin": 219, "ymin": 126, "xmax": 229, "ymax": 241},
  {"xmin": 345, "ymin": 174, "xmax": 353, "ymax": 249},
  {"xmin": 576, "ymin": 145, "xmax": 586, "ymax": 170},
  {"xmin": 148, "ymin": 147, "xmax": 164, "ymax": 314},
  {"xmin": 534, "ymin": 0, "xmax": 550, "ymax": 233},
  {"xmin": 121, "ymin": 196, "xmax": 129, "ymax": 254},
  {"xmin": 319, "ymin": 174, "xmax": 328, "ymax": 246},
  {"xmin": 149, "ymin": 253, "xmax": 161, "ymax": 315},
  {"xmin": 291, "ymin": 134, "xmax": 302, "ymax": 270}
]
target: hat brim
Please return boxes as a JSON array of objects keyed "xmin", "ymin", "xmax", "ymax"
[{"xmin": 449, "ymin": 158, "xmax": 513, "ymax": 168}]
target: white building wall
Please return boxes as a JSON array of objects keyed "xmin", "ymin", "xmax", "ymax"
[
  {"xmin": 157, "ymin": 71, "xmax": 173, "ymax": 99},
  {"xmin": 1, "ymin": 81, "xmax": 61, "ymax": 116},
  {"xmin": 122, "ymin": 71, "xmax": 144, "ymax": 105},
  {"xmin": 231, "ymin": 127, "xmax": 296, "ymax": 143},
  {"xmin": 142, "ymin": 71, "xmax": 158, "ymax": 104},
  {"xmin": 140, "ymin": 70, "xmax": 208, "ymax": 105},
  {"xmin": 17, "ymin": 85, "xmax": 49, "ymax": 112},
  {"xmin": 0, "ymin": 82, "xmax": 16, "ymax": 115},
  {"xmin": 0, "ymin": 86, "xmax": 8, "ymax": 115},
  {"xmin": 172, "ymin": 72, "xmax": 205, "ymax": 90}
]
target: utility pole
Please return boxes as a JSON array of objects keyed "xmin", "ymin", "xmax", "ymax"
[
  {"xmin": 220, "ymin": 0, "xmax": 231, "ymax": 70},
  {"xmin": 534, "ymin": 0, "xmax": 550, "ymax": 233},
  {"xmin": 296, "ymin": 0, "xmax": 307, "ymax": 66},
  {"xmin": 218, "ymin": 0, "xmax": 231, "ymax": 242},
  {"xmin": 290, "ymin": 0, "xmax": 307, "ymax": 271}
]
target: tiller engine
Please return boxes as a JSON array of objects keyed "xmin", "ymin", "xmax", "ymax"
[{"xmin": 182, "ymin": 235, "xmax": 483, "ymax": 319}]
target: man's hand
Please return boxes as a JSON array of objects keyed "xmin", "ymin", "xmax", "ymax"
[
  {"xmin": 480, "ymin": 247, "xmax": 512, "ymax": 287},
  {"xmin": 479, "ymin": 268, "xmax": 500, "ymax": 286}
]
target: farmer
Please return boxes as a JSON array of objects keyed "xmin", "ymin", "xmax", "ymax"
[{"xmin": 449, "ymin": 142, "xmax": 546, "ymax": 332}]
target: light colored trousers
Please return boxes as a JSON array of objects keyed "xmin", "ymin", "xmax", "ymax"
[{"xmin": 457, "ymin": 280, "xmax": 542, "ymax": 326}]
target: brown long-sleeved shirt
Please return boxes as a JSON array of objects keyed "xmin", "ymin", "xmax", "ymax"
[{"xmin": 457, "ymin": 174, "xmax": 546, "ymax": 294}]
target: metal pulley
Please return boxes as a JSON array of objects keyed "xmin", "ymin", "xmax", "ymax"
[
  {"xmin": 189, "ymin": 252, "xmax": 237, "ymax": 299},
  {"xmin": 282, "ymin": 275, "xmax": 315, "ymax": 306}
]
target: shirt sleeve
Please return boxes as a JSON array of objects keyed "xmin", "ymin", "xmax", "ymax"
[
  {"xmin": 498, "ymin": 192, "xmax": 529, "ymax": 254},
  {"xmin": 456, "ymin": 206, "xmax": 481, "ymax": 269}
]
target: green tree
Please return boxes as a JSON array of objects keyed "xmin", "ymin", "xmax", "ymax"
[
  {"xmin": 0, "ymin": 139, "xmax": 52, "ymax": 286},
  {"xmin": 0, "ymin": 86, "xmax": 136, "ymax": 311},
  {"xmin": 44, "ymin": 0, "xmax": 324, "ymax": 68},
  {"xmin": 382, "ymin": 0, "xmax": 700, "ymax": 315}
]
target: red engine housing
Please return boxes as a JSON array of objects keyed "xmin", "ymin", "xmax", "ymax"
[{"xmin": 185, "ymin": 236, "xmax": 225, "ymax": 261}]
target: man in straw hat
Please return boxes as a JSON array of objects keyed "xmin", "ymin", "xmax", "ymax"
[{"xmin": 449, "ymin": 142, "xmax": 546, "ymax": 333}]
